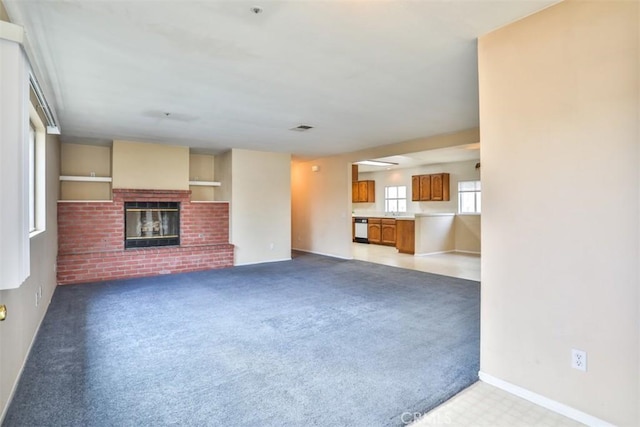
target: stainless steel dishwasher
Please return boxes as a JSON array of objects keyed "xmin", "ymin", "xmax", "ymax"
[{"xmin": 354, "ymin": 217, "xmax": 369, "ymax": 243}]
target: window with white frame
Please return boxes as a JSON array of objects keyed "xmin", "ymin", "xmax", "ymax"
[
  {"xmin": 458, "ymin": 180, "xmax": 481, "ymax": 214},
  {"xmin": 28, "ymin": 105, "xmax": 46, "ymax": 236},
  {"xmin": 28, "ymin": 122, "xmax": 36, "ymax": 232},
  {"xmin": 385, "ymin": 185, "xmax": 407, "ymax": 214}
]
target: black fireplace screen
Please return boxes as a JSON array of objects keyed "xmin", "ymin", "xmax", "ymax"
[{"xmin": 124, "ymin": 202, "xmax": 180, "ymax": 248}]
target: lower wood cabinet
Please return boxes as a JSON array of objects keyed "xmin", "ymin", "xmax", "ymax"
[
  {"xmin": 381, "ymin": 219, "xmax": 396, "ymax": 246},
  {"xmin": 396, "ymin": 219, "xmax": 415, "ymax": 254},
  {"xmin": 368, "ymin": 218, "xmax": 381, "ymax": 243}
]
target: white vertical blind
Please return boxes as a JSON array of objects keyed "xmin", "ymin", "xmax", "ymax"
[{"xmin": 0, "ymin": 38, "xmax": 31, "ymax": 289}]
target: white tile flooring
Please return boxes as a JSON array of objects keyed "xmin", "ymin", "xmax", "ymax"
[
  {"xmin": 351, "ymin": 243, "xmax": 585, "ymax": 427},
  {"xmin": 351, "ymin": 242, "xmax": 480, "ymax": 281}
]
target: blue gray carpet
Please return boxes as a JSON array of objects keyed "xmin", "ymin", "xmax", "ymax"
[{"xmin": 3, "ymin": 252, "xmax": 479, "ymax": 427}]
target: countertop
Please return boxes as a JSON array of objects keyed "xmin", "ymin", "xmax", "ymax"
[{"xmin": 352, "ymin": 213, "xmax": 456, "ymax": 219}]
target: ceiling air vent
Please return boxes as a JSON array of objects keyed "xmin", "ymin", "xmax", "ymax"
[{"xmin": 290, "ymin": 125, "xmax": 314, "ymax": 132}]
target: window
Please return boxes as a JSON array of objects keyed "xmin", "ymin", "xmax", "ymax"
[
  {"xmin": 28, "ymin": 105, "xmax": 46, "ymax": 237},
  {"xmin": 458, "ymin": 180, "xmax": 481, "ymax": 214},
  {"xmin": 28, "ymin": 122, "xmax": 36, "ymax": 232},
  {"xmin": 385, "ymin": 185, "xmax": 407, "ymax": 214}
]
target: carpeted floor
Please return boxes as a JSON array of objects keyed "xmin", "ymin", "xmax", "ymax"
[{"xmin": 3, "ymin": 252, "xmax": 480, "ymax": 427}]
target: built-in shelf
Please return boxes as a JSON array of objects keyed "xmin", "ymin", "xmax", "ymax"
[
  {"xmin": 189, "ymin": 181, "xmax": 221, "ymax": 187},
  {"xmin": 60, "ymin": 175, "xmax": 112, "ymax": 183}
]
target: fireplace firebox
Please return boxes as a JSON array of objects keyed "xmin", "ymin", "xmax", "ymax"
[{"xmin": 125, "ymin": 202, "xmax": 180, "ymax": 248}]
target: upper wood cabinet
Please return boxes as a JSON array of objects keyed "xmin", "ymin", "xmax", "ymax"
[
  {"xmin": 430, "ymin": 173, "xmax": 450, "ymax": 201},
  {"xmin": 352, "ymin": 180, "xmax": 375, "ymax": 203},
  {"xmin": 411, "ymin": 173, "xmax": 449, "ymax": 201}
]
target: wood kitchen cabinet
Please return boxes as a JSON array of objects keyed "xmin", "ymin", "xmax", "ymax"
[
  {"xmin": 430, "ymin": 173, "xmax": 450, "ymax": 201},
  {"xmin": 396, "ymin": 219, "xmax": 415, "ymax": 254},
  {"xmin": 411, "ymin": 173, "xmax": 449, "ymax": 201},
  {"xmin": 352, "ymin": 180, "xmax": 375, "ymax": 203},
  {"xmin": 368, "ymin": 218, "xmax": 381, "ymax": 243},
  {"xmin": 381, "ymin": 219, "xmax": 396, "ymax": 246}
]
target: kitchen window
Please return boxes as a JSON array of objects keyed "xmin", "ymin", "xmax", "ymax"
[
  {"xmin": 385, "ymin": 185, "xmax": 407, "ymax": 214},
  {"xmin": 458, "ymin": 180, "xmax": 481, "ymax": 214}
]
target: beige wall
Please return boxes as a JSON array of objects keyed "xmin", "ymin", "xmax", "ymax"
[
  {"xmin": 60, "ymin": 143, "xmax": 111, "ymax": 200},
  {"xmin": 229, "ymin": 149, "xmax": 291, "ymax": 265},
  {"xmin": 112, "ymin": 140, "xmax": 189, "ymax": 190},
  {"xmin": 414, "ymin": 215, "xmax": 455, "ymax": 255},
  {"xmin": 189, "ymin": 153, "xmax": 215, "ymax": 201},
  {"xmin": 454, "ymin": 215, "xmax": 480, "ymax": 254},
  {"xmin": 292, "ymin": 128, "xmax": 479, "ymax": 259},
  {"xmin": 214, "ymin": 150, "xmax": 232, "ymax": 203},
  {"xmin": 0, "ymin": 133, "xmax": 59, "ymax": 420},
  {"xmin": 479, "ymin": 1, "xmax": 638, "ymax": 425}
]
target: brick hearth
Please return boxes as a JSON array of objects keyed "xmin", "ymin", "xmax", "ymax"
[{"xmin": 57, "ymin": 189, "xmax": 234, "ymax": 285}]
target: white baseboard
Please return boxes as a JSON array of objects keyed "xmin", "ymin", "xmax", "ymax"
[
  {"xmin": 0, "ymin": 292, "xmax": 53, "ymax": 424},
  {"xmin": 454, "ymin": 249, "xmax": 481, "ymax": 255},
  {"xmin": 478, "ymin": 371, "xmax": 614, "ymax": 427},
  {"xmin": 291, "ymin": 247, "xmax": 352, "ymax": 260},
  {"xmin": 234, "ymin": 257, "xmax": 292, "ymax": 267},
  {"xmin": 414, "ymin": 250, "xmax": 456, "ymax": 257}
]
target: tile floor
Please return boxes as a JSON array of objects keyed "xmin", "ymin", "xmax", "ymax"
[
  {"xmin": 411, "ymin": 382, "xmax": 585, "ymax": 427},
  {"xmin": 351, "ymin": 242, "xmax": 480, "ymax": 281},
  {"xmin": 351, "ymin": 243, "xmax": 585, "ymax": 427}
]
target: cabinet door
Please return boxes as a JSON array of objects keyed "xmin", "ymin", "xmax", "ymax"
[
  {"xmin": 431, "ymin": 173, "xmax": 450, "ymax": 201},
  {"xmin": 419, "ymin": 175, "xmax": 431, "ymax": 201},
  {"xmin": 381, "ymin": 222, "xmax": 396, "ymax": 245},
  {"xmin": 352, "ymin": 181, "xmax": 359, "ymax": 203},
  {"xmin": 358, "ymin": 181, "xmax": 368, "ymax": 202},
  {"xmin": 396, "ymin": 220, "xmax": 415, "ymax": 254},
  {"xmin": 365, "ymin": 180, "xmax": 375, "ymax": 202},
  {"xmin": 368, "ymin": 221, "xmax": 381, "ymax": 243},
  {"xmin": 411, "ymin": 176, "xmax": 420, "ymax": 201}
]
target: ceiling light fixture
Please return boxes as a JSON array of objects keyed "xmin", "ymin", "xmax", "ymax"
[{"xmin": 355, "ymin": 160, "xmax": 398, "ymax": 167}]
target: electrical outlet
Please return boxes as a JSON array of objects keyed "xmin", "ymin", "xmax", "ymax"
[{"xmin": 571, "ymin": 349, "xmax": 587, "ymax": 372}]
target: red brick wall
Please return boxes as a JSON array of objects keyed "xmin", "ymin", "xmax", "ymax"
[{"xmin": 57, "ymin": 189, "xmax": 233, "ymax": 285}]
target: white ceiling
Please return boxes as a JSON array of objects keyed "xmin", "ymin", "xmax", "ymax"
[
  {"xmin": 6, "ymin": 0, "xmax": 556, "ymax": 158},
  {"xmin": 356, "ymin": 142, "xmax": 480, "ymax": 172}
]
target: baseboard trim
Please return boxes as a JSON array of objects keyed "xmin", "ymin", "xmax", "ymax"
[
  {"xmin": 478, "ymin": 372, "xmax": 614, "ymax": 427},
  {"xmin": 414, "ymin": 250, "xmax": 456, "ymax": 257},
  {"xmin": 291, "ymin": 248, "xmax": 352, "ymax": 260},
  {"xmin": 454, "ymin": 250, "xmax": 481, "ymax": 255},
  {"xmin": 234, "ymin": 257, "xmax": 292, "ymax": 267},
  {"xmin": 0, "ymin": 292, "xmax": 53, "ymax": 424}
]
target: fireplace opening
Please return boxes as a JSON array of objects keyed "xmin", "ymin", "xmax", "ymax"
[{"xmin": 125, "ymin": 202, "xmax": 180, "ymax": 248}]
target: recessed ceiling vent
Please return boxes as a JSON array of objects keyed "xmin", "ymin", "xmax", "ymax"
[{"xmin": 290, "ymin": 125, "xmax": 314, "ymax": 132}]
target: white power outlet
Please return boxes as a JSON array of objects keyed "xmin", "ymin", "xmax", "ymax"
[{"xmin": 571, "ymin": 349, "xmax": 587, "ymax": 372}]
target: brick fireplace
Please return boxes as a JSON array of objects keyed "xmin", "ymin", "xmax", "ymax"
[{"xmin": 57, "ymin": 189, "xmax": 234, "ymax": 285}]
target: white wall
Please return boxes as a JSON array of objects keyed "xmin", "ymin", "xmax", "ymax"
[
  {"xmin": 230, "ymin": 149, "xmax": 291, "ymax": 265},
  {"xmin": 292, "ymin": 129, "xmax": 479, "ymax": 259},
  {"xmin": 354, "ymin": 159, "xmax": 480, "ymax": 216},
  {"xmin": 479, "ymin": 1, "xmax": 638, "ymax": 425},
  {"xmin": 0, "ymin": 130, "xmax": 59, "ymax": 421}
]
